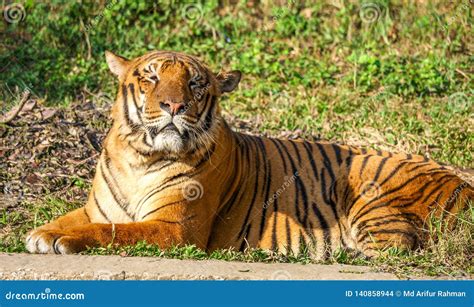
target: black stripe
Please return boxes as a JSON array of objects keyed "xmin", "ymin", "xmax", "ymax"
[
  {"xmin": 352, "ymin": 172, "xmax": 455, "ymax": 224},
  {"xmin": 357, "ymin": 218, "xmax": 413, "ymax": 240},
  {"xmin": 83, "ymin": 207, "xmax": 91, "ymax": 222},
  {"xmin": 356, "ymin": 211, "xmax": 419, "ymax": 228},
  {"xmin": 311, "ymin": 202, "xmax": 330, "ymax": 258},
  {"xmin": 153, "ymin": 214, "xmax": 197, "ymax": 225},
  {"xmin": 445, "ymin": 183, "xmax": 469, "ymax": 212},
  {"xmin": 316, "ymin": 143, "xmax": 336, "ymax": 184},
  {"xmin": 142, "ymin": 201, "xmax": 184, "ymax": 219},
  {"xmin": 100, "ymin": 152, "xmax": 134, "ymax": 220},
  {"xmin": 202, "ymin": 96, "xmax": 216, "ymax": 131},
  {"xmin": 359, "ymin": 155, "xmax": 371, "ymax": 177},
  {"xmin": 224, "ymin": 135, "xmax": 250, "ymax": 214},
  {"xmin": 285, "ymin": 216, "xmax": 292, "ymax": 251},
  {"xmin": 372, "ymin": 157, "xmax": 388, "ymax": 182},
  {"xmin": 128, "ymin": 83, "xmax": 142, "ymax": 121},
  {"xmin": 271, "ymin": 198, "xmax": 278, "ymax": 250},
  {"xmin": 332, "ymin": 144, "xmax": 342, "ymax": 165},
  {"xmin": 52, "ymin": 237, "xmax": 61, "ymax": 254},
  {"xmin": 93, "ymin": 191, "xmax": 110, "ymax": 222},
  {"xmin": 136, "ymin": 148, "xmax": 214, "ymax": 212},
  {"xmin": 275, "ymin": 139, "xmax": 309, "ymax": 226},
  {"xmin": 351, "ymin": 169, "xmax": 448, "ymax": 220},
  {"xmin": 377, "ymin": 161, "xmax": 409, "ymax": 188},
  {"xmin": 359, "ymin": 229, "xmax": 418, "ymax": 244},
  {"xmin": 238, "ymin": 137, "xmax": 261, "ymax": 239},
  {"xmin": 302, "ymin": 141, "xmax": 319, "ymax": 181},
  {"xmin": 268, "ymin": 138, "xmax": 288, "ymax": 174},
  {"xmin": 289, "ymin": 141, "xmax": 302, "ymax": 165},
  {"xmin": 408, "ymin": 161, "xmax": 432, "ymax": 172},
  {"xmin": 417, "ymin": 175, "xmax": 456, "ymax": 205},
  {"xmin": 256, "ymin": 138, "xmax": 272, "ymax": 239},
  {"xmin": 122, "ymin": 84, "xmax": 132, "ymax": 126}
]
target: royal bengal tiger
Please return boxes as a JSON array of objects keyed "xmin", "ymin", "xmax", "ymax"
[{"xmin": 26, "ymin": 50, "xmax": 473, "ymax": 258}]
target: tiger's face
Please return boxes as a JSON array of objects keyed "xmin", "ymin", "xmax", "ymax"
[{"xmin": 105, "ymin": 50, "xmax": 241, "ymax": 155}]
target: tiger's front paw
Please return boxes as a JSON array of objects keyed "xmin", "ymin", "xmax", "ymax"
[{"xmin": 25, "ymin": 229, "xmax": 86, "ymax": 254}]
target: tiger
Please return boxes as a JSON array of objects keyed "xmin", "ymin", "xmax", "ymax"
[{"xmin": 26, "ymin": 50, "xmax": 473, "ymax": 258}]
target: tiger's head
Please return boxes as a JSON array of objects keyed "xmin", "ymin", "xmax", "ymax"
[{"xmin": 105, "ymin": 50, "xmax": 241, "ymax": 156}]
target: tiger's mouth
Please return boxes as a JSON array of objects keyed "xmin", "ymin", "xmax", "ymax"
[
  {"xmin": 144, "ymin": 119, "xmax": 192, "ymax": 154},
  {"xmin": 161, "ymin": 123, "xmax": 179, "ymax": 133}
]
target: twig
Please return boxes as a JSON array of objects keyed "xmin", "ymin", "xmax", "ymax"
[
  {"xmin": 455, "ymin": 68, "xmax": 469, "ymax": 80},
  {"xmin": 0, "ymin": 90, "xmax": 31, "ymax": 125}
]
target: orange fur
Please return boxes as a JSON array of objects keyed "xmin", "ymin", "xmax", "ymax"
[{"xmin": 26, "ymin": 51, "xmax": 473, "ymax": 257}]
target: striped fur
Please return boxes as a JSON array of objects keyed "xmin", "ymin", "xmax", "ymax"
[{"xmin": 26, "ymin": 51, "xmax": 473, "ymax": 257}]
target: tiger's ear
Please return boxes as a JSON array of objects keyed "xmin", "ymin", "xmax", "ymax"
[
  {"xmin": 105, "ymin": 50, "xmax": 130, "ymax": 77},
  {"xmin": 216, "ymin": 70, "xmax": 241, "ymax": 93}
]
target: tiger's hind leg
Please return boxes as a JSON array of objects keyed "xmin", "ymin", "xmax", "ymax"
[
  {"xmin": 351, "ymin": 207, "xmax": 420, "ymax": 258},
  {"xmin": 343, "ymin": 152, "xmax": 472, "ymax": 258}
]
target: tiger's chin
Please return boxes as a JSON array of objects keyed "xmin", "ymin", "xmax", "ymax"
[{"xmin": 151, "ymin": 131, "xmax": 189, "ymax": 154}]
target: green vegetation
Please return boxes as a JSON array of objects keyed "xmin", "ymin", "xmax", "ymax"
[
  {"xmin": 1, "ymin": 1, "xmax": 473, "ymax": 277},
  {"xmin": 2, "ymin": 0, "xmax": 472, "ymax": 166}
]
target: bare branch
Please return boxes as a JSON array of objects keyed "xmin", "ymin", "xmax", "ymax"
[{"xmin": 0, "ymin": 90, "xmax": 31, "ymax": 125}]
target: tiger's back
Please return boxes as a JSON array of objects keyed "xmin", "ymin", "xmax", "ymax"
[{"xmin": 208, "ymin": 134, "xmax": 472, "ymax": 258}]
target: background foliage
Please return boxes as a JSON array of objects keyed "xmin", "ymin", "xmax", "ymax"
[{"xmin": 1, "ymin": 0, "xmax": 472, "ymax": 166}]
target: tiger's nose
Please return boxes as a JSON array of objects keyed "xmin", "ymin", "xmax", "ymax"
[{"xmin": 159, "ymin": 101, "xmax": 186, "ymax": 116}]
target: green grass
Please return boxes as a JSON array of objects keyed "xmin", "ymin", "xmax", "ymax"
[
  {"xmin": 1, "ymin": 0, "xmax": 472, "ymax": 166},
  {"xmin": 1, "ymin": 0, "xmax": 473, "ymax": 278},
  {"xmin": 83, "ymin": 202, "xmax": 473, "ymax": 278}
]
